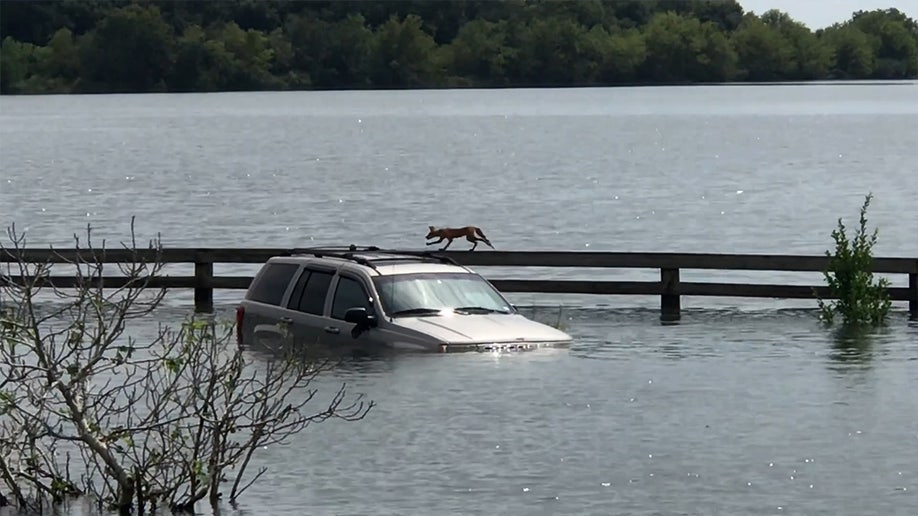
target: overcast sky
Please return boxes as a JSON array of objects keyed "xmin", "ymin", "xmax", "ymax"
[{"xmin": 738, "ymin": 0, "xmax": 917, "ymax": 30}]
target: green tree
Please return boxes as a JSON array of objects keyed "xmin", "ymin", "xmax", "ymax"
[
  {"xmin": 514, "ymin": 16, "xmax": 592, "ymax": 85},
  {"xmin": 284, "ymin": 13, "xmax": 328, "ymax": 85},
  {"xmin": 0, "ymin": 37, "xmax": 36, "ymax": 93},
  {"xmin": 264, "ymin": 26, "xmax": 299, "ymax": 85},
  {"xmin": 284, "ymin": 13, "xmax": 373, "ymax": 88},
  {"xmin": 640, "ymin": 11, "xmax": 736, "ymax": 82},
  {"xmin": 817, "ymin": 193, "xmax": 892, "ymax": 327},
  {"xmin": 822, "ymin": 25, "xmax": 877, "ymax": 79},
  {"xmin": 41, "ymin": 28, "xmax": 81, "ymax": 86},
  {"xmin": 687, "ymin": 0, "xmax": 745, "ymax": 31},
  {"xmin": 169, "ymin": 24, "xmax": 223, "ymax": 92},
  {"xmin": 578, "ymin": 25, "xmax": 614, "ymax": 84},
  {"xmin": 731, "ymin": 14, "xmax": 796, "ymax": 80},
  {"xmin": 169, "ymin": 22, "xmax": 279, "ymax": 92},
  {"xmin": 760, "ymin": 9, "xmax": 833, "ymax": 79},
  {"xmin": 850, "ymin": 9, "xmax": 918, "ymax": 78},
  {"xmin": 596, "ymin": 27, "xmax": 647, "ymax": 83},
  {"xmin": 0, "ymin": 36, "xmax": 69, "ymax": 94},
  {"xmin": 529, "ymin": 0, "xmax": 613, "ymax": 30},
  {"xmin": 444, "ymin": 19, "xmax": 513, "ymax": 86},
  {"xmin": 78, "ymin": 4, "xmax": 174, "ymax": 93},
  {"xmin": 367, "ymin": 14, "xmax": 441, "ymax": 87},
  {"xmin": 610, "ymin": 0, "xmax": 658, "ymax": 29},
  {"xmin": 211, "ymin": 22, "xmax": 278, "ymax": 89},
  {"xmin": 0, "ymin": 0, "xmax": 67, "ymax": 45},
  {"xmin": 321, "ymin": 14, "xmax": 374, "ymax": 87}
]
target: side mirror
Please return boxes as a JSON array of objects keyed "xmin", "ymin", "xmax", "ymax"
[
  {"xmin": 345, "ymin": 307, "xmax": 377, "ymax": 337},
  {"xmin": 345, "ymin": 307, "xmax": 372, "ymax": 325}
]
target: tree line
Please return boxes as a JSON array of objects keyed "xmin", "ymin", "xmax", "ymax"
[{"xmin": 1, "ymin": 0, "xmax": 917, "ymax": 94}]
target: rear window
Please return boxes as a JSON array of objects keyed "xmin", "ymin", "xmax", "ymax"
[{"xmin": 246, "ymin": 263, "xmax": 299, "ymax": 305}]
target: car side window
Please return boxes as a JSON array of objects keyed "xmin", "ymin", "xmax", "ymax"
[
  {"xmin": 331, "ymin": 276, "xmax": 373, "ymax": 320},
  {"xmin": 285, "ymin": 268, "xmax": 308, "ymax": 310},
  {"xmin": 288, "ymin": 269, "xmax": 334, "ymax": 315},
  {"xmin": 246, "ymin": 263, "xmax": 299, "ymax": 305}
]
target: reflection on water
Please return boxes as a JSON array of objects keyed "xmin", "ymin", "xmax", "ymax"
[{"xmin": 827, "ymin": 323, "xmax": 883, "ymax": 364}]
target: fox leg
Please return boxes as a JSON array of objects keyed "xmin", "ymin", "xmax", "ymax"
[
  {"xmin": 440, "ymin": 237, "xmax": 454, "ymax": 251},
  {"xmin": 426, "ymin": 237, "xmax": 444, "ymax": 246}
]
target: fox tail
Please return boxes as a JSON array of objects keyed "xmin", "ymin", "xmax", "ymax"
[{"xmin": 474, "ymin": 227, "xmax": 494, "ymax": 248}]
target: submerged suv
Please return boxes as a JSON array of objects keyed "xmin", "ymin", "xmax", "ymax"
[{"xmin": 235, "ymin": 246, "xmax": 572, "ymax": 353}]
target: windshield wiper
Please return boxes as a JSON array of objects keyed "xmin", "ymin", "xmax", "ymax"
[
  {"xmin": 453, "ymin": 306, "xmax": 510, "ymax": 314},
  {"xmin": 390, "ymin": 307, "xmax": 443, "ymax": 317}
]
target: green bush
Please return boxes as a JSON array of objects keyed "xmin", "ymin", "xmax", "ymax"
[{"xmin": 817, "ymin": 193, "xmax": 892, "ymax": 326}]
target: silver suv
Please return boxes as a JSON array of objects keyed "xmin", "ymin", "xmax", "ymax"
[{"xmin": 235, "ymin": 247, "xmax": 572, "ymax": 353}]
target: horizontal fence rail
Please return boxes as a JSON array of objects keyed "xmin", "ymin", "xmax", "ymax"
[{"xmin": 2, "ymin": 248, "xmax": 916, "ymax": 320}]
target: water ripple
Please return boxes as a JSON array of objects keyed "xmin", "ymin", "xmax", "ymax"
[{"xmin": 2, "ymin": 87, "xmax": 918, "ymax": 516}]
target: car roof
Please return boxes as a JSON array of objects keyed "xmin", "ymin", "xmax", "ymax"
[{"xmin": 266, "ymin": 247, "xmax": 473, "ymax": 277}]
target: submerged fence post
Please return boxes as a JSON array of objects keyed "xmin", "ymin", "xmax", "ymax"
[
  {"xmin": 194, "ymin": 252, "xmax": 214, "ymax": 313},
  {"xmin": 661, "ymin": 267, "xmax": 681, "ymax": 322},
  {"xmin": 909, "ymin": 271, "xmax": 917, "ymax": 319}
]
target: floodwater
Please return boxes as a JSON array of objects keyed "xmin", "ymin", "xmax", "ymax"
[{"xmin": 1, "ymin": 83, "xmax": 917, "ymax": 515}]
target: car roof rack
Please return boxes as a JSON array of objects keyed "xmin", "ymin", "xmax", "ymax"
[{"xmin": 280, "ymin": 245, "xmax": 462, "ymax": 270}]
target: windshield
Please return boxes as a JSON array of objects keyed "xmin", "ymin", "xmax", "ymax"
[{"xmin": 372, "ymin": 272, "xmax": 513, "ymax": 317}]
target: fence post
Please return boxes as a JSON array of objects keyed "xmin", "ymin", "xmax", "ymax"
[
  {"xmin": 194, "ymin": 252, "xmax": 214, "ymax": 313},
  {"xmin": 661, "ymin": 267, "xmax": 681, "ymax": 322},
  {"xmin": 909, "ymin": 271, "xmax": 917, "ymax": 319}
]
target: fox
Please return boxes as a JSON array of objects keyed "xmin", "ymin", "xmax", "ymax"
[{"xmin": 425, "ymin": 225, "xmax": 494, "ymax": 251}]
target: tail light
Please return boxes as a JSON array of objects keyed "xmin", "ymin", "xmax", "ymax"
[{"xmin": 235, "ymin": 305, "xmax": 245, "ymax": 344}]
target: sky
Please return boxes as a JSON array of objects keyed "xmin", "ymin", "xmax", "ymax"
[{"xmin": 738, "ymin": 0, "xmax": 918, "ymax": 30}]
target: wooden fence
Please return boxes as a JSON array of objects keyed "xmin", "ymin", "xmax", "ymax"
[{"xmin": 1, "ymin": 248, "xmax": 916, "ymax": 321}]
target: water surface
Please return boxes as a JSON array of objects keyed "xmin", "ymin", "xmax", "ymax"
[{"xmin": 1, "ymin": 84, "xmax": 917, "ymax": 515}]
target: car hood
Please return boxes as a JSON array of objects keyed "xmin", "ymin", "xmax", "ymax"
[{"xmin": 392, "ymin": 313, "xmax": 571, "ymax": 344}]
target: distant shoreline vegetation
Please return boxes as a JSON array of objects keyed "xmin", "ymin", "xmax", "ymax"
[{"xmin": 1, "ymin": 1, "xmax": 916, "ymax": 95}]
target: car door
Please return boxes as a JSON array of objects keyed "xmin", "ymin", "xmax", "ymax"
[
  {"xmin": 325, "ymin": 273, "xmax": 388, "ymax": 351},
  {"xmin": 243, "ymin": 261, "xmax": 301, "ymax": 346},
  {"xmin": 282, "ymin": 266, "xmax": 336, "ymax": 347}
]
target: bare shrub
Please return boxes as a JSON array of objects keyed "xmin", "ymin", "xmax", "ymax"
[{"xmin": 0, "ymin": 219, "xmax": 373, "ymax": 514}]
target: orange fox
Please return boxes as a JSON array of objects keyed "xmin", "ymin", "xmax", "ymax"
[{"xmin": 425, "ymin": 225, "xmax": 494, "ymax": 251}]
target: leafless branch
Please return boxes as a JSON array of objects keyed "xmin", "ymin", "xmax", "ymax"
[{"xmin": 0, "ymin": 220, "xmax": 373, "ymax": 514}]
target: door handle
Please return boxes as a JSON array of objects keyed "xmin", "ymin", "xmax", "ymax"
[
  {"xmin": 324, "ymin": 326, "xmax": 340, "ymax": 335},
  {"xmin": 279, "ymin": 317, "xmax": 293, "ymax": 324}
]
